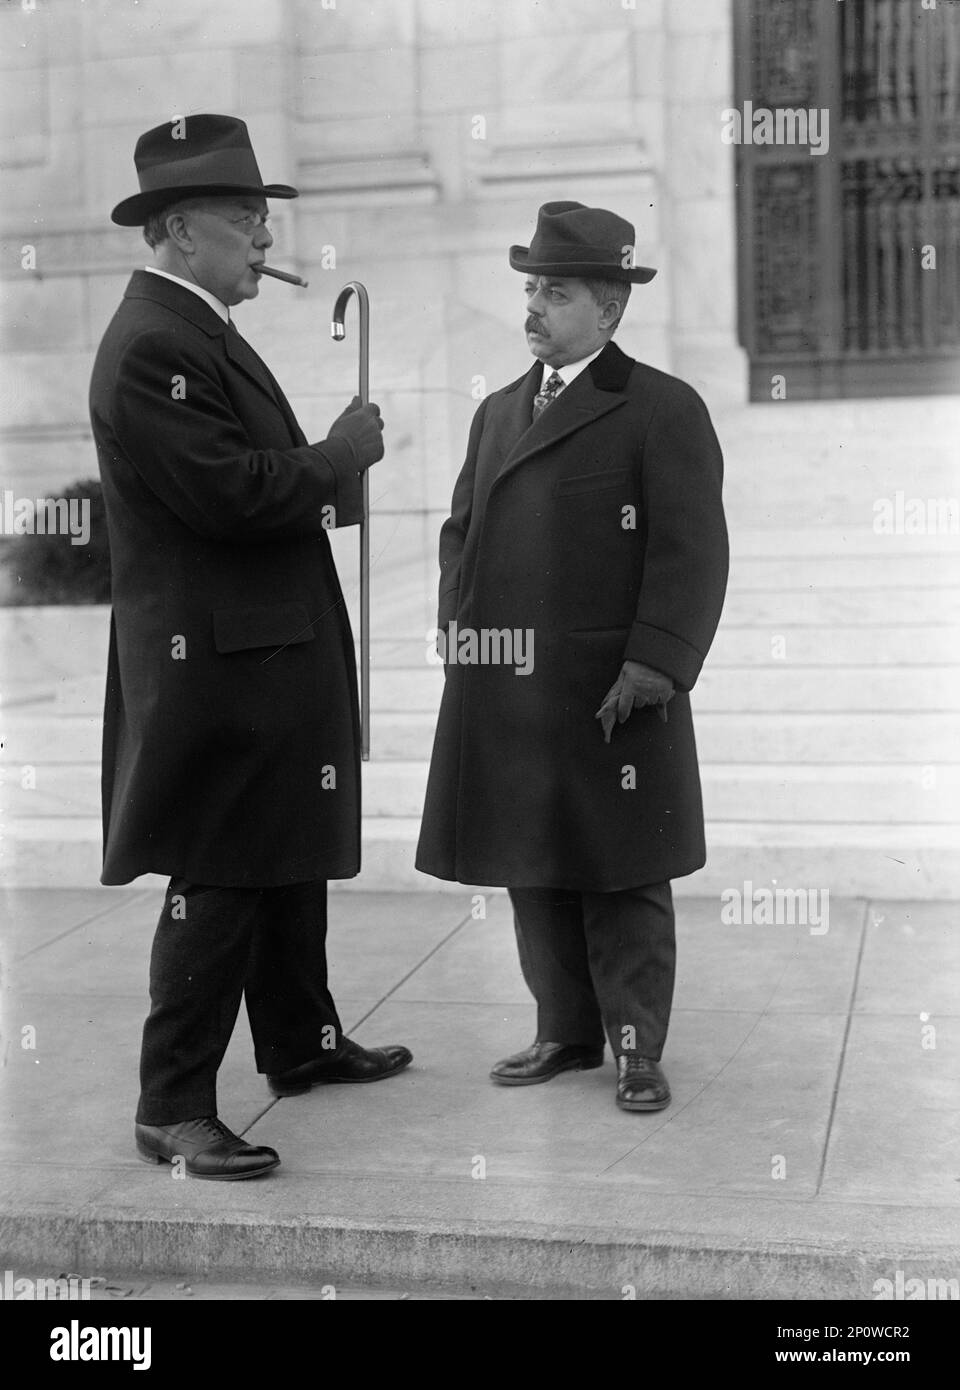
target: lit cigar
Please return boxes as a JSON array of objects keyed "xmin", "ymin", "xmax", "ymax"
[{"xmin": 256, "ymin": 264, "xmax": 309, "ymax": 288}]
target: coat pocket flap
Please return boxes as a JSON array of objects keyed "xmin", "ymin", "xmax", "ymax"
[
  {"xmin": 213, "ymin": 603, "xmax": 316, "ymax": 654},
  {"xmin": 554, "ymin": 467, "xmax": 630, "ymax": 497}
]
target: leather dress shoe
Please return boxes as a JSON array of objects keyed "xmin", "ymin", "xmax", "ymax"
[
  {"xmin": 135, "ymin": 1116, "xmax": 280, "ymax": 1180},
  {"xmin": 490, "ymin": 1040, "xmax": 604, "ymax": 1086},
  {"xmin": 267, "ymin": 1036, "xmax": 413, "ymax": 1096},
  {"xmin": 615, "ymin": 1055, "xmax": 671, "ymax": 1111}
]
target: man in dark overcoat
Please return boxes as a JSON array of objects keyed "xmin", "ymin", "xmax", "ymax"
[
  {"xmin": 90, "ymin": 115, "xmax": 411, "ymax": 1179},
  {"xmin": 416, "ymin": 202, "xmax": 728, "ymax": 1111}
]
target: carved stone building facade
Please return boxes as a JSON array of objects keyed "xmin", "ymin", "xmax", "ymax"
[{"xmin": 0, "ymin": 0, "xmax": 742, "ymax": 551}]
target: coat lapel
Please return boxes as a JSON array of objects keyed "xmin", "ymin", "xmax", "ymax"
[
  {"xmin": 492, "ymin": 342, "xmax": 634, "ymax": 487},
  {"xmin": 123, "ymin": 271, "xmax": 302, "ymax": 442},
  {"xmin": 223, "ymin": 325, "xmax": 305, "ymax": 445},
  {"xmin": 489, "ymin": 362, "xmax": 541, "ymax": 463}
]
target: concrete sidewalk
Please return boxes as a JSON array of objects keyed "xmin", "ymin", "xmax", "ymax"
[{"xmin": 1, "ymin": 886, "xmax": 958, "ymax": 1299}]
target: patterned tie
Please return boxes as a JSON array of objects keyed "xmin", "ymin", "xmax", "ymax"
[{"xmin": 532, "ymin": 370, "xmax": 565, "ymax": 421}]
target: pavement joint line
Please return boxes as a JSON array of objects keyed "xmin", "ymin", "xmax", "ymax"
[
  {"xmin": 597, "ymin": 953, "xmax": 795, "ymax": 1178},
  {"xmin": 337, "ymin": 905, "xmax": 477, "ymax": 1036},
  {"xmin": 236, "ymin": 1001, "xmax": 398, "ymax": 1137},
  {"xmin": 815, "ymin": 898, "xmax": 871, "ymax": 1198},
  {"xmin": 8, "ymin": 886, "xmax": 154, "ymax": 963},
  {"xmin": 237, "ymin": 906, "xmax": 477, "ymax": 1139}
]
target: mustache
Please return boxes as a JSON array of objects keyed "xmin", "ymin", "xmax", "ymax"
[{"xmin": 525, "ymin": 317, "xmax": 547, "ymax": 335}]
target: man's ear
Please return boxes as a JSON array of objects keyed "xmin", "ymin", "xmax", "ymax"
[
  {"xmin": 165, "ymin": 210, "xmax": 195, "ymax": 255},
  {"xmin": 598, "ymin": 299, "xmax": 621, "ymax": 331}
]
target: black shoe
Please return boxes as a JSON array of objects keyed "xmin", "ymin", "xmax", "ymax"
[
  {"xmin": 135, "ymin": 1116, "xmax": 280, "ymax": 1180},
  {"xmin": 267, "ymin": 1036, "xmax": 413, "ymax": 1096},
  {"xmin": 490, "ymin": 1040, "xmax": 604, "ymax": 1086},
  {"xmin": 615, "ymin": 1055, "xmax": 671, "ymax": 1111}
]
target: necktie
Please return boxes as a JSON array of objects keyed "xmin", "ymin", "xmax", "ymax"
[{"xmin": 532, "ymin": 370, "xmax": 565, "ymax": 421}]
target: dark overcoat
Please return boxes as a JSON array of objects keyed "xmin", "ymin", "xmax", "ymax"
[
  {"xmin": 89, "ymin": 270, "xmax": 364, "ymax": 887},
  {"xmin": 415, "ymin": 341, "xmax": 729, "ymax": 891}
]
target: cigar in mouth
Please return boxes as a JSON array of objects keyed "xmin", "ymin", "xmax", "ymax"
[{"xmin": 256, "ymin": 264, "xmax": 309, "ymax": 288}]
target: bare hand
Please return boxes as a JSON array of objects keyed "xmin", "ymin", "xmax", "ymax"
[
  {"xmin": 595, "ymin": 660, "xmax": 674, "ymax": 743},
  {"xmin": 327, "ymin": 396, "xmax": 384, "ymax": 469}
]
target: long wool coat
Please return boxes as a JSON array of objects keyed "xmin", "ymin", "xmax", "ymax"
[
  {"xmin": 89, "ymin": 270, "xmax": 364, "ymax": 887},
  {"xmin": 415, "ymin": 341, "xmax": 729, "ymax": 891}
]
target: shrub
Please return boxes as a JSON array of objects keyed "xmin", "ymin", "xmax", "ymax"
[{"xmin": 0, "ymin": 477, "xmax": 111, "ymax": 604}]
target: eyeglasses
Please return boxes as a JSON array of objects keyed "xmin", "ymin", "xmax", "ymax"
[{"xmin": 193, "ymin": 208, "xmax": 272, "ymax": 235}]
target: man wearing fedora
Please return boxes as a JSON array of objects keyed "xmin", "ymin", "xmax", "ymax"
[
  {"xmin": 416, "ymin": 202, "xmax": 728, "ymax": 1112},
  {"xmin": 90, "ymin": 114, "xmax": 411, "ymax": 1180}
]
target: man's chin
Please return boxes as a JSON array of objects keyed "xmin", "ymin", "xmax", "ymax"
[{"xmin": 526, "ymin": 334, "xmax": 550, "ymax": 359}]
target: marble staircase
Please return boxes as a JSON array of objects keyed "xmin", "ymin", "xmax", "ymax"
[{"xmin": 2, "ymin": 395, "xmax": 958, "ymax": 896}]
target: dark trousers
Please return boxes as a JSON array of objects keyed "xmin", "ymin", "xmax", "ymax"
[
  {"xmin": 508, "ymin": 882, "xmax": 675, "ymax": 1060},
  {"xmin": 137, "ymin": 877, "xmax": 341, "ymax": 1125}
]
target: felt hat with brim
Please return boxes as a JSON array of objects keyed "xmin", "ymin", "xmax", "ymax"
[
  {"xmin": 111, "ymin": 113, "xmax": 298, "ymax": 227},
  {"xmin": 509, "ymin": 200, "xmax": 656, "ymax": 284}
]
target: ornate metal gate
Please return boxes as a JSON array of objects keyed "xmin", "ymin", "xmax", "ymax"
[{"xmin": 735, "ymin": 0, "xmax": 960, "ymax": 400}]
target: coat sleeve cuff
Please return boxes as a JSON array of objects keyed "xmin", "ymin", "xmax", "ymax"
[
  {"xmin": 623, "ymin": 622, "xmax": 706, "ymax": 693},
  {"xmin": 311, "ymin": 436, "xmax": 365, "ymax": 528}
]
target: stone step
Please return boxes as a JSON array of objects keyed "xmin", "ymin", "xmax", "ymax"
[
  {"xmin": 320, "ymin": 572, "xmax": 960, "ymax": 632},
  {"xmin": 368, "ymin": 712, "xmax": 960, "ymax": 763},
  {"xmin": 716, "ymin": 398, "xmax": 960, "ymax": 481},
  {"xmin": 709, "ymin": 627, "xmax": 958, "ymax": 667},
  {"xmin": 360, "ymin": 762, "xmax": 960, "ymax": 825},
  {"xmin": 332, "ymin": 585, "xmax": 960, "ymax": 632},
  {"xmin": 719, "ymin": 392, "xmax": 960, "ymax": 427},
  {"xmin": 409, "ymin": 626, "xmax": 955, "ymax": 669},
  {"xmin": 730, "ymin": 527, "xmax": 960, "ymax": 557},
  {"xmin": 376, "ymin": 666, "xmax": 960, "ymax": 715},
  {"xmin": 386, "ymin": 666, "xmax": 959, "ymax": 714},
  {"xmin": 4, "ymin": 626, "xmax": 957, "ymax": 713},
  {"xmin": 3, "ymin": 816, "xmax": 957, "ymax": 898},
  {"xmin": 28, "ymin": 667, "xmax": 960, "ymax": 722},
  {"xmin": 3, "ymin": 710, "xmax": 959, "ymax": 764},
  {"xmin": 6, "ymin": 760, "xmax": 959, "ymax": 826},
  {"xmin": 714, "ymin": 393, "xmax": 960, "ymax": 438},
  {"xmin": 720, "ymin": 587, "xmax": 959, "ymax": 625},
  {"xmin": 727, "ymin": 556, "xmax": 960, "ymax": 589},
  {"xmin": 36, "ymin": 662, "xmax": 960, "ymax": 718},
  {"xmin": 2, "ymin": 591, "xmax": 957, "ymax": 695}
]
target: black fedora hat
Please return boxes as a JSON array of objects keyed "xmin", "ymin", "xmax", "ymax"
[
  {"xmin": 111, "ymin": 113, "xmax": 298, "ymax": 227},
  {"xmin": 509, "ymin": 201, "xmax": 656, "ymax": 284}
]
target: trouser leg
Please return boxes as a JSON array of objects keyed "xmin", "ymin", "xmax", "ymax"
[
  {"xmin": 581, "ymin": 881, "xmax": 675, "ymax": 1060},
  {"xmin": 137, "ymin": 879, "xmax": 263, "ymax": 1125},
  {"xmin": 243, "ymin": 878, "xmax": 343, "ymax": 1074},
  {"xmin": 507, "ymin": 886, "xmax": 605, "ymax": 1048}
]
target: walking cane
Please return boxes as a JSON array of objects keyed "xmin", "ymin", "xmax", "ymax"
[{"xmin": 331, "ymin": 282, "xmax": 371, "ymax": 761}]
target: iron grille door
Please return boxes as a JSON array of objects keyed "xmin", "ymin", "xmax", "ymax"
[{"xmin": 735, "ymin": 0, "xmax": 960, "ymax": 400}]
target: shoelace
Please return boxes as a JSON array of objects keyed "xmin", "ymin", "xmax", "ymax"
[
  {"xmin": 191, "ymin": 1116, "xmax": 235, "ymax": 1142},
  {"xmin": 619, "ymin": 1055, "xmax": 655, "ymax": 1071}
]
